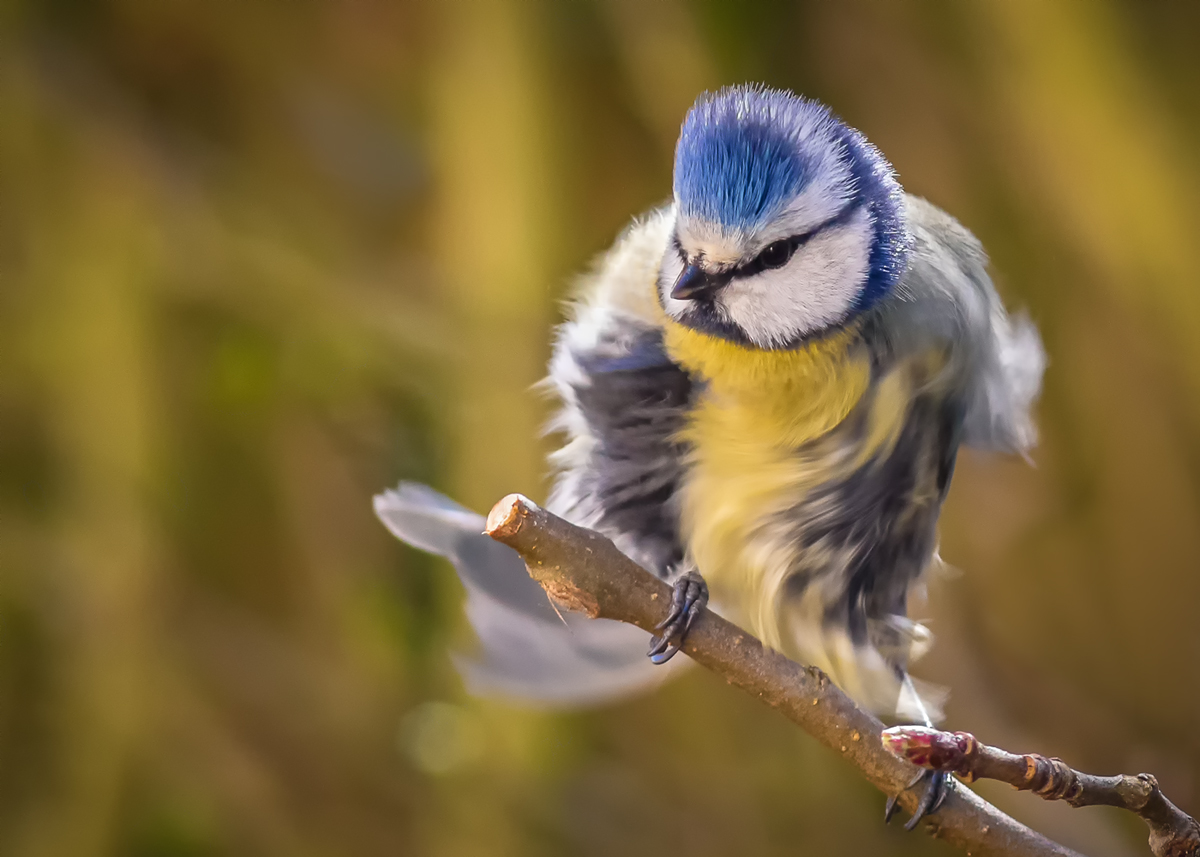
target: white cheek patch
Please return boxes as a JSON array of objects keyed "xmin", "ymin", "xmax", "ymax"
[{"xmin": 717, "ymin": 206, "xmax": 874, "ymax": 348}]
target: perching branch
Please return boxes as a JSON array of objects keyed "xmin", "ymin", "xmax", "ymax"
[
  {"xmin": 484, "ymin": 494, "xmax": 1081, "ymax": 857},
  {"xmin": 883, "ymin": 726, "xmax": 1200, "ymax": 857}
]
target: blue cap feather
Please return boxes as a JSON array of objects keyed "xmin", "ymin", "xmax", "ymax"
[
  {"xmin": 673, "ymin": 86, "xmax": 910, "ymax": 313},
  {"xmin": 674, "ymin": 87, "xmax": 834, "ymax": 231}
]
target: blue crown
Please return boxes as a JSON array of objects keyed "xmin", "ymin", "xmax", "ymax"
[
  {"xmin": 674, "ymin": 87, "xmax": 832, "ymax": 231},
  {"xmin": 673, "ymin": 86, "xmax": 909, "ymax": 311}
]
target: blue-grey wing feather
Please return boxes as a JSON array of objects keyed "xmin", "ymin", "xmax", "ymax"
[
  {"xmin": 374, "ymin": 211, "xmax": 692, "ymax": 707},
  {"xmin": 548, "ymin": 326, "xmax": 692, "ymax": 579},
  {"xmin": 773, "ymin": 196, "xmax": 1042, "ymax": 719},
  {"xmin": 374, "ymin": 483, "xmax": 679, "ymax": 706},
  {"xmin": 374, "ymin": 483, "xmax": 556, "ymax": 619}
]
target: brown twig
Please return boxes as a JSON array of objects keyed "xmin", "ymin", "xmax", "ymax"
[
  {"xmin": 883, "ymin": 726, "xmax": 1200, "ymax": 857},
  {"xmin": 484, "ymin": 493, "xmax": 1083, "ymax": 857}
]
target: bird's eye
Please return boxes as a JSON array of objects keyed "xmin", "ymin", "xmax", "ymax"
[{"xmin": 756, "ymin": 240, "xmax": 794, "ymax": 270}]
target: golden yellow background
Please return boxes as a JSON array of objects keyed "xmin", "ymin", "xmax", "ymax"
[{"xmin": 1, "ymin": 1, "xmax": 1197, "ymax": 854}]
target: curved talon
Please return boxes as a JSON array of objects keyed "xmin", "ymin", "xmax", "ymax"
[
  {"xmin": 648, "ymin": 640, "xmax": 680, "ymax": 664},
  {"xmin": 903, "ymin": 770, "xmax": 950, "ymax": 831},
  {"xmin": 884, "ymin": 795, "xmax": 898, "ymax": 824},
  {"xmin": 884, "ymin": 770, "xmax": 925, "ymax": 823},
  {"xmin": 884, "ymin": 769, "xmax": 951, "ymax": 831},
  {"xmin": 647, "ymin": 570, "xmax": 707, "ymax": 665},
  {"xmin": 647, "ymin": 633, "xmax": 674, "ymax": 659},
  {"xmin": 927, "ymin": 772, "xmax": 950, "ymax": 815}
]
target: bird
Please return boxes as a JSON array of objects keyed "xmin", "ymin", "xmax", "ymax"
[{"xmin": 375, "ymin": 84, "xmax": 1044, "ymax": 828}]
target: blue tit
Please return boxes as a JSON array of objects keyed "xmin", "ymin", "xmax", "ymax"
[{"xmin": 376, "ymin": 85, "xmax": 1043, "ymax": 823}]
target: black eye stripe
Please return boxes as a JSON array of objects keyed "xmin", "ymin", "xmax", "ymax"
[
  {"xmin": 731, "ymin": 202, "xmax": 864, "ymax": 280},
  {"xmin": 671, "ymin": 201, "xmax": 864, "ymax": 282},
  {"xmin": 755, "ymin": 238, "xmax": 798, "ymax": 270},
  {"xmin": 731, "ymin": 234, "xmax": 805, "ymax": 278}
]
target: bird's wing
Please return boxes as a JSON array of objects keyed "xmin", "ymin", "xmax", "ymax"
[
  {"xmin": 893, "ymin": 195, "xmax": 1044, "ymax": 456},
  {"xmin": 770, "ymin": 356, "xmax": 961, "ymax": 722},
  {"xmin": 374, "ymin": 483, "xmax": 681, "ymax": 706},
  {"xmin": 373, "ymin": 208, "xmax": 695, "ymax": 707},
  {"xmin": 544, "ymin": 207, "xmax": 695, "ymax": 580},
  {"xmin": 773, "ymin": 196, "xmax": 1044, "ymax": 721}
]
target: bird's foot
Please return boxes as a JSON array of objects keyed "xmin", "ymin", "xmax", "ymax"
[
  {"xmin": 884, "ymin": 769, "xmax": 952, "ymax": 831},
  {"xmin": 647, "ymin": 569, "xmax": 708, "ymax": 665}
]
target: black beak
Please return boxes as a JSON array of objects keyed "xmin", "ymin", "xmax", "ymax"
[{"xmin": 671, "ymin": 264, "xmax": 729, "ymax": 301}]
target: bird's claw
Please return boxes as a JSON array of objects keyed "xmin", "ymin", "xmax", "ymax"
[
  {"xmin": 647, "ymin": 570, "xmax": 708, "ymax": 664},
  {"xmin": 884, "ymin": 769, "xmax": 951, "ymax": 831}
]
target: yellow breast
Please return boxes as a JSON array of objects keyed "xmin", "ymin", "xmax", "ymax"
[{"xmin": 662, "ymin": 321, "xmax": 873, "ymax": 647}]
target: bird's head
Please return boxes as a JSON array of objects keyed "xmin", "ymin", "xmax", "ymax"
[{"xmin": 659, "ymin": 86, "xmax": 910, "ymax": 350}]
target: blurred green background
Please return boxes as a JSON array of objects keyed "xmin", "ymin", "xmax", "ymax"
[{"xmin": 1, "ymin": 1, "xmax": 1199, "ymax": 855}]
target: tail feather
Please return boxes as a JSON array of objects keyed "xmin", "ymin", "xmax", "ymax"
[{"xmin": 374, "ymin": 483, "xmax": 677, "ymax": 707}]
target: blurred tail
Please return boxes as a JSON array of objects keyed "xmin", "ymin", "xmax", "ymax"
[{"xmin": 373, "ymin": 483, "xmax": 678, "ymax": 707}]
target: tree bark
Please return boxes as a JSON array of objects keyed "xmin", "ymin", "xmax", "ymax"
[
  {"xmin": 484, "ymin": 493, "xmax": 1085, "ymax": 857},
  {"xmin": 883, "ymin": 726, "xmax": 1199, "ymax": 857}
]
